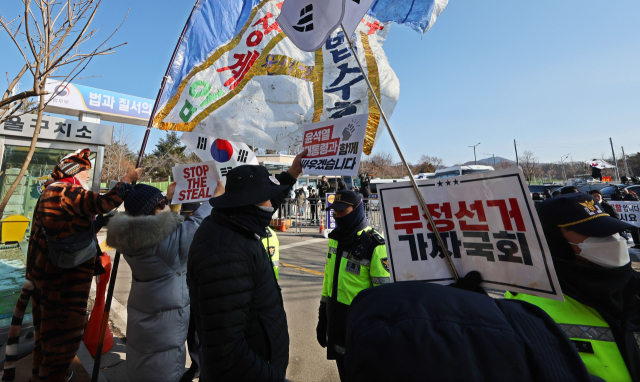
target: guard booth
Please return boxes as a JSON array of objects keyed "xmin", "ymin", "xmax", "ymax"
[
  {"xmin": 0, "ymin": 113, "xmax": 113, "ymax": 229},
  {"xmin": 0, "ymin": 112, "xmax": 113, "ymax": 364}
]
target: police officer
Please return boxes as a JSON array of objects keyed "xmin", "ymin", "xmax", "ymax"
[
  {"xmin": 506, "ymin": 193, "xmax": 640, "ymax": 382},
  {"xmin": 316, "ymin": 190, "xmax": 390, "ymax": 380},
  {"xmin": 263, "ymin": 226, "xmax": 280, "ymax": 280}
]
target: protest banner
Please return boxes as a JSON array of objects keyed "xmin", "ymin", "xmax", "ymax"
[
  {"xmin": 150, "ymin": 0, "xmax": 408, "ymax": 155},
  {"xmin": 301, "ymin": 113, "xmax": 367, "ymax": 176},
  {"xmin": 181, "ymin": 133, "xmax": 258, "ymax": 184},
  {"xmin": 171, "ymin": 161, "xmax": 220, "ymax": 204},
  {"xmin": 609, "ymin": 201, "xmax": 640, "ymax": 227},
  {"xmin": 377, "ymin": 168, "xmax": 563, "ymax": 301}
]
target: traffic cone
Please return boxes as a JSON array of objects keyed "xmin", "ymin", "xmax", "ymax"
[
  {"xmin": 279, "ymin": 218, "xmax": 287, "ymax": 232},
  {"xmin": 83, "ymin": 252, "xmax": 114, "ymax": 356},
  {"xmin": 319, "ymin": 215, "xmax": 325, "ymax": 234}
]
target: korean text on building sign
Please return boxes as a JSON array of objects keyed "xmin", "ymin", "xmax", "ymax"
[
  {"xmin": 0, "ymin": 113, "xmax": 113, "ymax": 145},
  {"xmin": 301, "ymin": 113, "xmax": 367, "ymax": 176},
  {"xmin": 377, "ymin": 168, "xmax": 563, "ymax": 301}
]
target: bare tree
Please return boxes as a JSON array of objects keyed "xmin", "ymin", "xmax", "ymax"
[
  {"xmin": 518, "ymin": 150, "xmax": 539, "ymax": 183},
  {"xmin": 414, "ymin": 155, "xmax": 446, "ymax": 174},
  {"xmin": 0, "ymin": 0, "xmax": 126, "ymax": 215},
  {"xmin": 102, "ymin": 125, "xmax": 137, "ymax": 182}
]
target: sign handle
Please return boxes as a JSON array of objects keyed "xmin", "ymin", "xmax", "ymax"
[
  {"xmin": 91, "ymin": 251, "xmax": 121, "ymax": 382},
  {"xmin": 340, "ymin": 24, "xmax": 460, "ymax": 281}
]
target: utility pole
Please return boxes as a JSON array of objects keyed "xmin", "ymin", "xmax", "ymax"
[
  {"xmin": 622, "ymin": 146, "xmax": 630, "ymax": 177},
  {"xmin": 514, "ymin": 139, "xmax": 519, "ymax": 167},
  {"xmin": 469, "ymin": 142, "xmax": 480, "ymax": 165},
  {"xmin": 609, "ymin": 138, "xmax": 620, "ymax": 181},
  {"xmin": 560, "ymin": 153, "xmax": 570, "ymax": 182},
  {"xmin": 484, "ymin": 153, "xmax": 496, "ymax": 167}
]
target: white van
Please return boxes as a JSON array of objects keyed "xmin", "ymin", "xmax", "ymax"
[{"xmin": 434, "ymin": 165, "xmax": 495, "ymax": 178}]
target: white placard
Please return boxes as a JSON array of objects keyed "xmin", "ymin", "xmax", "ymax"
[
  {"xmin": 301, "ymin": 113, "xmax": 367, "ymax": 177},
  {"xmin": 378, "ymin": 168, "xmax": 563, "ymax": 301},
  {"xmin": 171, "ymin": 161, "xmax": 220, "ymax": 204},
  {"xmin": 609, "ymin": 201, "xmax": 640, "ymax": 227}
]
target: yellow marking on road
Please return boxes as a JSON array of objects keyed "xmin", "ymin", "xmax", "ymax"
[
  {"xmin": 99, "ymin": 239, "xmax": 113, "ymax": 252},
  {"xmin": 281, "ymin": 262, "xmax": 324, "ymax": 276}
]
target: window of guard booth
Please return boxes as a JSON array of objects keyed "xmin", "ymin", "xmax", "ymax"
[{"xmin": 0, "ymin": 146, "xmax": 96, "ymax": 223}]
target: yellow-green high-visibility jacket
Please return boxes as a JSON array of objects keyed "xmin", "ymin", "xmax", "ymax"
[
  {"xmin": 506, "ymin": 292, "xmax": 632, "ymax": 382},
  {"xmin": 321, "ymin": 227, "xmax": 391, "ymax": 357},
  {"xmin": 262, "ymin": 227, "xmax": 280, "ymax": 280}
]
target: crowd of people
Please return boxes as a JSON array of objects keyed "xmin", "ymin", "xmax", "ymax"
[
  {"xmin": 2, "ymin": 147, "xmax": 640, "ymax": 382},
  {"xmin": 281, "ymin": 175, "xmax": 363, "ymax": 224}
]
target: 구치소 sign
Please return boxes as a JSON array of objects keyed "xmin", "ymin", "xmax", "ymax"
[
  {"xmin": 172, "ymin": 161, "xmax": 221, "ymax": 204},
  {"xmin": 301, "ymin": 113, "xmax": 367, "ymax": 176},
  {"xmin": 377, "ymin": 168, "xmax": 563, "ymax": 301}
]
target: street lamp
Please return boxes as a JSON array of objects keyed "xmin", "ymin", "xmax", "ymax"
[
  {"xmin": 484, "ymin": 153, "xmax": 496, "ymax": 167},
  {"xmin": 469, "ymin": 142, "xmax": 481, "ymax": 165},
  {"xmin": 560, "ymin": 153, "xmax": 570, "ymax": 182}
]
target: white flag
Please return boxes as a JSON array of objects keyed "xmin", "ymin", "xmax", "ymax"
[
  {"xmin": 587, "ymin": 160, "xmax": 617, "ymax": 169},
  {"xmin": 277, "ymin": 0, "xmax": 346, "ymax": 52},
  {"xmin": 341, "ymin": 0, "xmax": 375, "ymax": 39},
  {"xmin": 181, "ymin": 133, "xmax": 258, "ymax": 182}
]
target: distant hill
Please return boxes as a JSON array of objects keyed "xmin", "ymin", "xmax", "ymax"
[{"xmin": 462, "ymin": 156, "xmax": 516, "ymax": 166}]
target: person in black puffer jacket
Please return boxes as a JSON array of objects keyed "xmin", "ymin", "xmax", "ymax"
[{"xmin": 187, "ymin": 150, "xmax": 306, "ymax": 382}]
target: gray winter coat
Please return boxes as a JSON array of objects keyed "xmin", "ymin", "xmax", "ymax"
[{"xmin": 106, "ymin": 203, "xmax": 212, "ymax": 382}]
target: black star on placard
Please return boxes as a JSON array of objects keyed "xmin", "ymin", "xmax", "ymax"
[
  {"xmin": 453, "ymin": 179, "xmax": 459, "ymax": 185},
  {"xmin": 446, "ymin": 180, "xmax": 451, "ymax": 186},
  {"xmin": 437, "ymin": 181, "xmax": 443, "ymax": 187}
]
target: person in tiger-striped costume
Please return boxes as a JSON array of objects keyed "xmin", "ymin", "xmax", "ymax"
[{"xmin": 1, "ymin": 148, "xmax": 142, "ymax": 382}]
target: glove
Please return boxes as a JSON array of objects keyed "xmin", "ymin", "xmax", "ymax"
[
  {"xmin": 448, "ymin": 271, "xmax": 487, "ymax": 295},
  {"xmin": 316, "ymin": 301, "xmax": 328, "ymax": 348}
]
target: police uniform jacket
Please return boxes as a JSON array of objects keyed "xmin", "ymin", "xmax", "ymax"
[
  {"xmin": 321, "ymin": 221, "xmax": 390, "ymax": 359},
  {"xmin": 507, "ymin": 257, "xmax": 640, "ymax": 382}
]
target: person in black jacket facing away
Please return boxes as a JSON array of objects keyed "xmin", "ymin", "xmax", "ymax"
[{"xmin": 187, "ymin": 150, "xmax": 307, "ymax": 382}]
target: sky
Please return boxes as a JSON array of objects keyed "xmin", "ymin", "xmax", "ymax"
[{"xmin": 1, "ymin": 1, "xmax": 639, "ymax": 166}]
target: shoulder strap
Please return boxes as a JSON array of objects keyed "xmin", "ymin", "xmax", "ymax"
[{"xmin": 352, "ymin": 228, "xmax": 384, "ymax": 261}]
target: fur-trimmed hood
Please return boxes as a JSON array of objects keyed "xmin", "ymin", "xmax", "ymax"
[{"xmin": 106, "ymin": 211, "xmax": 184, "ymax": 253}]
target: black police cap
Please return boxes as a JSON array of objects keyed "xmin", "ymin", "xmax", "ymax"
[
  {"xmin": 326, "ymin": 190, "xmax": 362, "ymax": 211},
  {"xmin": 537, "ymin": 193, "xmax": 634, "ymax": 237}
]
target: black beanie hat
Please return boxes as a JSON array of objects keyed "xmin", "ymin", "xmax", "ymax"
[{"xmin": 124, "ymin": 184, "xmax": 165, "ymax": 216}]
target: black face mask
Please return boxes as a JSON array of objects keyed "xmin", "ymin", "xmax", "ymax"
[
  {"xmin": 222, "ymin": 204, "xmax": 273, "ymax": 237},
  {"xmin": 333, "ymin": 201, "xmax": 368, "ymax": 241}
]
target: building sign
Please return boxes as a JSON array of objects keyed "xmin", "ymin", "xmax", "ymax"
[
  {"xmin": 0, "ymin": 113, "xmax": 113, "ymax": 146},
  {"xmin": 377, "ymin": 168, "xmax": 563, "ymax": 301},
  {"xmin": 43, "ymin": 80, "xmax": 155, "ymax": 126}
]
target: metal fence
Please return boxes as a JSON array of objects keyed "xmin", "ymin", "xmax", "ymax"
[{"xmin": 270, "ymin": 197, "xmax": 382, "ymax": 233}]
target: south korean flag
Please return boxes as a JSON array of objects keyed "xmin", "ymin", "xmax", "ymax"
[
  {"xmin": 277, "ymin": 0, "xmax": 346, "ymax": 52},
  {"xmin": 278, "ymin": 0, "xmax": 375, "ymax": 51},
  {"xmin": 181, "ymin": 132, "xmax": 258, "ymax": 184}
]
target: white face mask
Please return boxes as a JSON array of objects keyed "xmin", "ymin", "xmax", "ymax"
[{"xmin": 569, "ymin": 234, "xmax": 630, "ymax": 268}]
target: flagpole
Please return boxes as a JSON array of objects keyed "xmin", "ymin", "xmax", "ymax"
[
  {"xmin": 92, "ymin": 3, "xmax": 204, "ymax": 381},
  {"xmin": 341, "ymin": 24, "xmax": 459, "ymax": 281}
]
